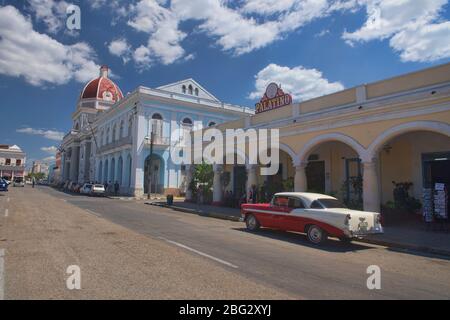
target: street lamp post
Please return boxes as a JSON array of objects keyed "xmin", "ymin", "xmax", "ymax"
[{"xmin": 147, "ymin": 128, "xmax": 155, "ymax": 200}]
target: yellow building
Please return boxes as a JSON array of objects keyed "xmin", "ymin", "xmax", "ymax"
[{"xmin": 186, "ymin": 63, "xmax": 450, "ymax": 215}]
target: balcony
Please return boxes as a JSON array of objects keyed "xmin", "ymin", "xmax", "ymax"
[
  {"xmin": 97, "ymin": 135, "xmax": 133, "ymax": 154},
  {"xmin": 143, "ymin": 135, "xmax": 171, "ymax": 146}
]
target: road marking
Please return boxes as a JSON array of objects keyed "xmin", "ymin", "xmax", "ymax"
[
  {"xmin": 86, "ymin": 209, "xmax": 101, "ymax": 217},
  {"xmin": 4, "ymin": 209, "xmax": 8, "ymax": 217},
  {"xmin": 158, "ymin": 237, "xmax": 238, "ymax": 269},
  {"xmin": 0, "ymin": 249, "xmax": 4, "ymax": 300}
]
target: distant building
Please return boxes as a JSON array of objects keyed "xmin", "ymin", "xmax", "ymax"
[
  {"xmin": 32, "ymin": 161, "xmax": 49, "ymax": 176},
  {"xmin": 0, "ymin": 144, "xmax": 26, "ymax": 181}
]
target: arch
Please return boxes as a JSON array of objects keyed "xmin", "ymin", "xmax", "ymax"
[
  {"xmin": 110, "ymin": 157, "xmax": 116, "ymax": 183},
  {"xmin": 182, "ymin": 85, "xmax": 186, "ymax": 94},
  {"xmin": 297, "ymin": 133, "xmax": 367, "ymax": 164},
  {"xmin": 103, "ymin": 159, "xmax": 109, "ymax": 184},
  {"xmin": 74, "ymin": 121, "xmax": 80, "ymax": 131},
  {"xmin": 117, "ymin": 156, "xmax": 123, "ymax": 185},
  {"xmin": 152, "ymin": 113, "xmax": 163, "ymax": 120},
  {"xmin": 194, "ymin": 88, "xmax": 199, "ymax": 96},
  {"xmin": 208, "ymin": 121, "xmax": 216, "ymax": 127},
  {"xmin": 188, "ymin": 85, "xmax": 193, "ymax": 95},
  {"xmin": 98, "ymin": 160, "xmax": 103, "ymax": 182},
  {"xmin": 126, "ymin": 154, "xmax": 132, "ymax": 188},
  {"xmin": 366, "ymin": 121, "xmax": 450, "ymax": 162}
]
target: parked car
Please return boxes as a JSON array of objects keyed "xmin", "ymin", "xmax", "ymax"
[
  {"xmin": 13, "ymin": 178, "xmax": 25, "ymax": 187},
  {"xmin": 0, "ymin": 179, "xmax": 8, "ymax": 192},
  {"xmin": 241, "ymin": 192, "xmax": 383, "ymax": 244},
  {"xmin": 80, "ymin": 183, "xmax": 93, "ymax": 195},
  {"xmin": 90, "ymin": 184, "xmax": 106, "ymax": 197}
]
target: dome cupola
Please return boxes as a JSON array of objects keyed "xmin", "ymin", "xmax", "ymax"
[{"xmin": 80, "ymin": 65, "xmax": 123, "ymax": 103}]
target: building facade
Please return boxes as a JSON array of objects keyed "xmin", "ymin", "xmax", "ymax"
[
  {"xmin": 60, "ymin": 66, "xmax": 253, "ymax": 197},
  {"xmin": 187, "ymin": 63, "xmax": 450, "ymax": 215},
  {"xmin": 0, "ymin": 145, "xmax": 26, "ymax": 181}
]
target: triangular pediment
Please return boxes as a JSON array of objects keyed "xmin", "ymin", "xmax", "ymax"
[{"xmin": 157, "ymin": 79, "xmax": 220, "ymax": 102}]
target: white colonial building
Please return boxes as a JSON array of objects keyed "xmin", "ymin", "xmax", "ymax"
[{"xmin": 60, "ymin": 66, "xmax": 253, "ymax": 197}]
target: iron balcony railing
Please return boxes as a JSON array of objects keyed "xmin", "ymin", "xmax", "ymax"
[{"xmin": 97, "ymin": 135, "xmax": 133, "ymax": 154}]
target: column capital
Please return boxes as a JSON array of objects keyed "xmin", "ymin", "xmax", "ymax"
[{"xmin": 293, "ymin": 161, "xmax": 307, "ymax": 168}]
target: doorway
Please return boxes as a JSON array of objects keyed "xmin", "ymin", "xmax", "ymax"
[{"xmin": 306, "ymin": 161, "xmax": 325, "ymax": 193}]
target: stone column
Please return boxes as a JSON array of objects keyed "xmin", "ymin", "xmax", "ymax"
[
  {"xmin": 185, "ymin": 165, "xmax": 194, "ymax": 202},
  {"xmin": 294, "ymin": 162, "xmax": 307, "ymax": 192},
  {"xmin": 363, "ymin": 160, "xmax": 381, "ymax": 212},
  {"xmin": 246, "ymin": 164, "xmax": 258, "ymax": 202},
  {"xmin": 212, "ymin": 164, "xmax": 223, "ymax": 205}
]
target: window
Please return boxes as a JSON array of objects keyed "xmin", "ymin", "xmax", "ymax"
[
  {"xmin": 288, "ymin": 197, "xmax": 305, "ymax": 209},
  {"xmin": 188, "ymin": 85, "xmax": 193, "ymax": 95},
  {"xmin": 152, "ymin": 113, "xmax": 163, "ymax": 120},
  {"xmin": 5, "ymin": 158, "xmax": 11, "ymax": 166},
  {"xmin": 182, "ymin": 117, "xmax": 193, "ymax": 126},
  {"xmin": 182, "ymin": 85, "xmax": 186, "ymax": 94},
  {"xmin": 194, "ymin": 88, "xmax": 199, "ymax": 96},
  {"xmin": 208, "ymin": 121, "xmax": 216, "ymax": 127},
  {"xmin": 112, "ymin": 124, "xmax": 117, "ymax": 142},
  {"xmin": 273, "ymin": 196, "xmax": 289, "ymax": 207},
  {"xmin": 310, "ymin": 201, "xmax": 323, "ymax": 209},
  {"xmin": 16, "ymin": 159, "xmax": 21, "ymax": 166},
  {"xmin": 119, "ymin": 120, "xmax": 124, "ymax": 139},
  {"xmin": 128, "ymin": 117, "xmax": 133, "ymax": 137},
  {"xmin": 100, "ymin": 131, "xmax": 104, "ymax": 146},
  {"xmin": 106, "ymin": 127, "xmax": 110, "ymax": 144}
]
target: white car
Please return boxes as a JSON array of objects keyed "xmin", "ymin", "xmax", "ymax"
[
  {"xmin": 90, "ymin": 184, "xmax": 106, "ymax": 196},
  {"xmin": 241, "ymin": 192, "xmax": 384, "ymax": 244},
  {"xmin": 13, "ymin": 178, "xmax": 25, "ymax": 187},
  {"xmin": 80, "ymin": 183, "xmax": 93, "ymax": 195}
]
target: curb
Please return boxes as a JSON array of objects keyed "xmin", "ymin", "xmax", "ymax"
[
  {"xmin": 146, "ymin": 202, "xmax": 242, "ymax": 222},
  {"xmin": 355, "ymin": 237, "xmax": 450, "ymax": 258},
  {"xmin": 147, "ymin": 201, "xmax": 450, "ymax": 258}
]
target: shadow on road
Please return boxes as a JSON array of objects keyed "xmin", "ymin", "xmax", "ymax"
[{"xmin": 233, "ymin": 227, "xmax": 375, "ymax": 253}]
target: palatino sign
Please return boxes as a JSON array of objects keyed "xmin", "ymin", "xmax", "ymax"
[{"xmin": 255, "ymin": 83, "xmax": 292, "ymax": 114}]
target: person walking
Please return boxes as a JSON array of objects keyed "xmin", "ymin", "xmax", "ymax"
[{"xmin": 114, "ymin": 181, "xmax": 119, "ymax": 195}]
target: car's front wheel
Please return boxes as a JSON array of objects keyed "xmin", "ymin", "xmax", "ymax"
[
  {"xmin": 307, "ymin": 225, "xmax": 327, "ymax": 244},
  {"xmin": 245, "ymin": 214, "xmax": 260, "ymax": 232}
]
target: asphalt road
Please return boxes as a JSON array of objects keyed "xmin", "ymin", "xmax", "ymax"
[{"xmin": 2, "ymin": 186, "xmax": 450, "ymax": 299}]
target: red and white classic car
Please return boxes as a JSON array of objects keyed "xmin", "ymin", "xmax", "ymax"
[{"xmin": 241, "ymin": 192, "xmax": 383, "ymax": 244}]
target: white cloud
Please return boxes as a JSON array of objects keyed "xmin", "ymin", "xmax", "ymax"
[
  {"xmin": 28, "ymin": 0, "xmax": 70, "ymax": 34},
  {"xmin": 16, "ymin": 127, "xmax": 65, "ymax": 141},
  {"xmin": 0, "ymin": 5, "xmax": 100, "ymax": 86},
  {"xmin": 128, "ymin": 0, "xmax": 187, "ymax": 65},
  {"xmin": 249, "ymin": 63, "xmax": 345, "ymax": 101},
  {"xmin": 108, "ymin": 38, "xmax": 132, "ymax": 63},
  {"xmin": 343, "ymin": 0, "xmax": 450, "ymax": 62},
  {"xmin": 241, "ymin": 0, "xmax": 298, "ymax": 15},
  {"xmin": 390, "ymin": 21, "xmax": 450, "ymax": 62},
  {"xmin": 41, "ymin": 146, "xmax": 58, "ymax": 154},
  {"xmin": 42, "ymin": 156, "xmax": 56, "ymax": 162}
]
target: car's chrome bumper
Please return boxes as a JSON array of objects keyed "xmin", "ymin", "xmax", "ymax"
[{"xmin": 345, "ymin": 226, "xmax": 384, "ymax": 238}]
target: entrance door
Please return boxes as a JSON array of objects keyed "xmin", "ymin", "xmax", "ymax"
[
  {"xmin": 144, "ymin": 156, "xmax": 162, "ymax": 194},
  {"xmin": 306, "ymin": 161, "xmax": 325, "ymax": 193},
  {"xmin": 345, "ymin": 158, "xmax": 362, "ymax": 203}
]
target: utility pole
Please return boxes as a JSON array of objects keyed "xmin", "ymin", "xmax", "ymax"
[{"xmin": 147, "ymin": 124, "xmax": 155, "ymax": 200}]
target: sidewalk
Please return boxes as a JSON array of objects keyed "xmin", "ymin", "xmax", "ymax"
[{"xmin": 148, "ymin": 201, "xmax": 450, "ymax": 257}]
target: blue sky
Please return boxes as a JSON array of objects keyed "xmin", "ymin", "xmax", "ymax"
[{"xmin": 0, "ymin": 0, "xmax": 449, "ymax": 167}]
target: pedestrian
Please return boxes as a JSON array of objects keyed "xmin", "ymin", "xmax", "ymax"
[
  {"xmin": 114, "ymin": 181, "xmax": 119, "ymax": 195},
  {"xmin": 32, "ymin": 177, "xmax": 35, "ymax": 188}
]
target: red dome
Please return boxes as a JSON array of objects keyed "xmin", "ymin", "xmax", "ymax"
[{"xmin": 80, "ymin": 66, "xmax": 123, "ymax": 103}]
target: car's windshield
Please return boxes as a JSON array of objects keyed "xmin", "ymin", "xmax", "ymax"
[{"xmin": 316, "ymin": 198, "xmax": 347, "ymax": 209}]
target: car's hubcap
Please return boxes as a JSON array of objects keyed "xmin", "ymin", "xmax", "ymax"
[{"xmin": 309, "ymin": 227, "xmax": 322, "ymax": 243}]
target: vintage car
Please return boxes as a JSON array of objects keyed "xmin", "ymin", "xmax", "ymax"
[{"xmin": 241, "ymin": 192, "xmax": 383, "ymax": 244}]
